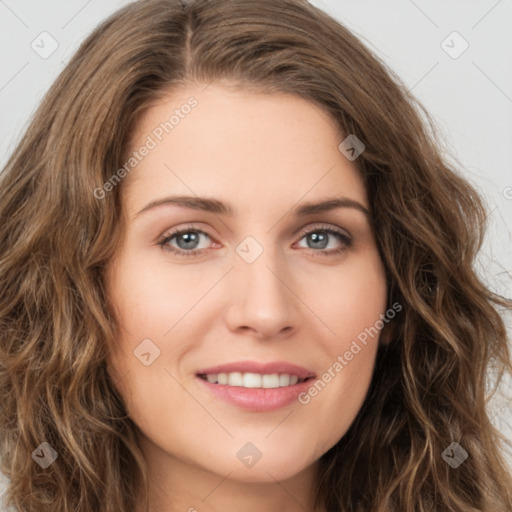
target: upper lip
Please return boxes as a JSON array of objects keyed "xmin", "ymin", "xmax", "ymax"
[{"xmin": 195, "ymin": 361, "xmax": 316, "ymax": 380}]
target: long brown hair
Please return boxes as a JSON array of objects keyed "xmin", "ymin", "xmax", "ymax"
[{"xmin": 1, "ymin": 0, "xmax": 511, "ymax": 510}]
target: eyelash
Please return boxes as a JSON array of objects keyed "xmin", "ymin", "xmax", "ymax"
[{"xmin": 157, "ymin": 223, "xmax": 352, "ymax": 258}]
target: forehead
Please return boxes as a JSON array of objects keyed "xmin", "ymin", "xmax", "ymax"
[{"xmin": 122, "ymin": 83, "xmax": 368, "ymax": 215}]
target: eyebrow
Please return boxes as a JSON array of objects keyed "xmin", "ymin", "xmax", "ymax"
[{"xmin": 135, "ymin": 195, "xmax": 369, "ymax": 218}]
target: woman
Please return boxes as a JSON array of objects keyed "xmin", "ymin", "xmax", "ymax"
[{"xmin": 1, "ymin": 0, "xmax": 511, "ymax": 511}]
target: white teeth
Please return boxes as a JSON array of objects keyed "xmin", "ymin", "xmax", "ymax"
[
  {"xmin": 279, "ymin": 374, "xmax": 290, "ymax": 387},
  {"xmin": 262, "ymin": 374, "xmax": 280, "ymax": 388},
  {"xmin": 278, "ymin": 374, "xmax": 299, "ymax": 386},
  {"xmin": 227, "ymin": 372, "xmax": 243, "ymax": 386},
  {"xmin": 206, "ymin": 374, "xmax": 217, "ymax": 384},
  {"xmin": 201, "ymin": 372, "xmax": 304, "ymax": 388},
  {"xmin": 243, "ymin": 372, "xmax": 262, "ymax": 388}
]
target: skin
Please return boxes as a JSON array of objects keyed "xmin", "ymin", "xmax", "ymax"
[{"xmin": 105, "ymin": 81, "xmax": 388, "ymax": 512}]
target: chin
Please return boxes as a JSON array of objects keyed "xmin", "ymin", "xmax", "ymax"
[{"xmin": 226, "ymin": 460, "xmax": 315, "ymax": 483}]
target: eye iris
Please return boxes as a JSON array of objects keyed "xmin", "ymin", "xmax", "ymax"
[
  {"xmin": 177, "ymin": 232, "xmax": 200, "ymax": 250},
  {"xmin": 308, "ymin": 232, "xmax": 328, "ymax": 249}
]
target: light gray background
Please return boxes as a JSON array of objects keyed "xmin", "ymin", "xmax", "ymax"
[{"xmin": 1, "ymin": 0, "xmax": 511, "ymax": 505}]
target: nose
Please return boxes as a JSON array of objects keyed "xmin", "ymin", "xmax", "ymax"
[{"xmin": 223, "ymin": 245, "xmax": 298, "ymax": 340}]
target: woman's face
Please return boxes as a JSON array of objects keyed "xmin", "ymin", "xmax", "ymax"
[{"xmin": 106, "ymin": 82, "xmax": 388, "ymax": 485}]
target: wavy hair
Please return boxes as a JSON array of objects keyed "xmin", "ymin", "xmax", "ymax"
[{"xmin": 1, "ymin": 0, "xmax": 511, "ymax": 510}]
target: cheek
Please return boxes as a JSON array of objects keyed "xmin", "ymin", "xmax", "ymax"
[
  {"xmin": 105, "ymin": 252, "xmax": 212, "ymax": 419},
  {"xmin": 309, "ymin": 250, "xmax": 387, "ymax": 340},
  {"xmin": 296, "ymin": 252, "xmax": 386, "ymax": 447},
  {"xmin": 107, "ymin": 251, "xmax": 208, "ymax": 337}
]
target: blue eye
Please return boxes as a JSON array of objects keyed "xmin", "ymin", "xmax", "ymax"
[
  {"xmin": 158, "ymin": 224, "xmax": 351, "ymax": 258},
  {"xmin": 295, "ymin": 225, "xmax": 352, "ymax": 256},
  {"xmin": 158, "ymin": 229, "xmax": 211, "ymax": 257},
  {"xmin": 301, "ymin": 228, "xmax": 351, "ymax": 255}
]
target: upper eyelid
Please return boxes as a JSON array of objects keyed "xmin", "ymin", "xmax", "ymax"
[{"xmin": 295, "ymin": 223, "xmax": 351, "ymax": 238}]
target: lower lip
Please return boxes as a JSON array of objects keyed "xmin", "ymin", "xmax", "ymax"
[{"xmin": 196, "ymin": 376, "xmax": 314, "ymax": 412}]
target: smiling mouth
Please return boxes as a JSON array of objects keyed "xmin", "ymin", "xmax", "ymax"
[{"xmin": 197, "ymin": 372, "xmax": 313, "ymax": 389}]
